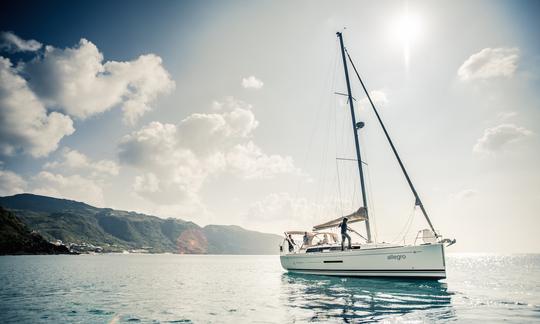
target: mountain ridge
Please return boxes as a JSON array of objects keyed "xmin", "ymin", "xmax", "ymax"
[{"xmin": 0, "ymin": 193, "xmax": 282, "ymax": 254}]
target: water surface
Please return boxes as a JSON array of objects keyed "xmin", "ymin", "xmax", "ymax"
[{"xmin": 0, "ymin": 254, "xmax": 539, "ymax": 323}]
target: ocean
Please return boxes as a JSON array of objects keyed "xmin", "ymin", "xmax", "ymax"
[{"xmin": 0, "ymin": 254, "xmax": 539, "ymax": 323}]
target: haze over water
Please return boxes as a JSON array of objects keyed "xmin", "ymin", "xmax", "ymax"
[{"xmin": 1, "ymin": 254, "xmax": 539, "ymax": 323}]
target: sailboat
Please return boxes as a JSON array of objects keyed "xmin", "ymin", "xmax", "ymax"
[{"xmin": 279, "ymin": 32, "xmax": 456, "ymax": 279}]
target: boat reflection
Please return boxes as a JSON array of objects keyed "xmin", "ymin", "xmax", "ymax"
[{"xmin": 281, "ymin": 273, "xmax": 455, "ymax": 322}]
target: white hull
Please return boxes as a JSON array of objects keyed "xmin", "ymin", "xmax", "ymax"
[{"xmin": 280, "ymin": 243, "xmax": 446, "ymax": 279}]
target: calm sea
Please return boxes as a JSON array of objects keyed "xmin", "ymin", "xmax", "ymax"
[{"xmin": 0, "ymin": 254, "xmax": 539, "ymax": 323}]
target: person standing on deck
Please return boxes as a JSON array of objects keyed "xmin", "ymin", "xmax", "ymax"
[
  {"xmin": 302, "ymin": 232, "xmax": 309, "ymax": 248},
  {"xmin": 287, "ymin": 234, "xmax": 296, "ymax": 252},
  {"xmin": 339, "ymin": 217, "xmax": 352, "ymax": 251}
]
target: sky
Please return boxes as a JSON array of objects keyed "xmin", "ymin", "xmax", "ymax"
[{"xmin": 0, "ymin": 0, "xmax": 539, "ymax": 253}]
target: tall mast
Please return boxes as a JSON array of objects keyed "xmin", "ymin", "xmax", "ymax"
[
  {"xmin": 337, "ymin": 32, "xmax": 372, "ymax": 243},
  {"xmin": 344, "ymin": 49, "xmax": 439, "ymax": 237}
]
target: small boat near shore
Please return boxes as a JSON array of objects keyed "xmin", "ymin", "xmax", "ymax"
[{"xmin": 279, "ymin": 32, "xmax": 455, "ymax": 279}]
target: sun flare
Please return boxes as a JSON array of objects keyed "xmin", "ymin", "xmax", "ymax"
[{"xmin": 390, "ymin": 10, "xmax": 423, "ymax": 70}]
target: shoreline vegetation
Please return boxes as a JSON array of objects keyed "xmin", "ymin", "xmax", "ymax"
[
  {"xmin": 0, "ymin": 206, "xmax": 75, "ymax": 255},
  {"xmin": 0, "ymin": 194, "xmax": 282, "ymax": 256}
]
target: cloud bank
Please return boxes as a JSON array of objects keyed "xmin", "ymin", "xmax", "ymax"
[
  {"xmin": 24, "ymin": 39, "xmax": 175, "ymax": 124},
  {"xmin": 118, "ymin": 98, "xmax": 298, "ymax": 206},
  {"xmin": 0, "ymin": 32, "xmax": 175, "ymax": 158}
]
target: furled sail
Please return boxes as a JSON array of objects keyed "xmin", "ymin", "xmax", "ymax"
[{"xmin": 312, "ymin": 207, "xmax": 367, "ymax": 231}]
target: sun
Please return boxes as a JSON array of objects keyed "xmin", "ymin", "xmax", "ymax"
[{"xmin": 390, "ymin": 10, "xmax": 423, "ymax": 70}]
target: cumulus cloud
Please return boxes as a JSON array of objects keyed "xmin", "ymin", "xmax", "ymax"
[
  {"xmin": 0, "ymin": 57, "xmax": 75, "ymax": 157},
  {"xmin": 0, "ymin": 31, "xmax": 42, "ymax": 52},
  {"xmin": 24, "ymin": 39, "xmax": 175, "ymax": 124},
  {"xmin": 241, "ymin": 76, "xmax": 264, "ymax": 89},
  {"xmin": 226, "ymin": 142, "xmax": 296, "ymax": 179},
  {"xmin": 0, "ymin": 33, "xmax": 174, "ymax": 158},
  {"xmin": 44, "ymin": 147, "xmax": 119, "ymax": 177},
  {"xmin": 118, "ymin": 98, "xmax": 299, "ymax": 205},
  {"xmin": 0, "ymin": 169, "xmax": 27, "ymax": 196},
  {"xmin": 243, "ymin": 192, "xmax": 343, "ymax": 234},
  {"xmin": 458, "ymin": 48, "xmax": 519, "ymax": 81},
  {"xmin": 473, "ymin": 123, "xmax": 533, "ymax": 154},
  {"xmin": 31, "ymin": 147, "xmax": 120, "ymax": 206},
  {"xmin": 31, "ymin": 171, "xmax": 105, "ymax": 207}
]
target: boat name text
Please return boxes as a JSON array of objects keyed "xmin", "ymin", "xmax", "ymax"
[{"xmin": 387, "ymin": 254, "xmax": 407, "ymax": 261}]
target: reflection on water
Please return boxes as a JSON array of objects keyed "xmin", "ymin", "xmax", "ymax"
[{"xmin": 281, "ymin": 273, "xmax": 454, "ymax": 322}]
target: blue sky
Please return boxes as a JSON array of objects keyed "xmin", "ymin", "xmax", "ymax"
[{"xmin": 1, "ymin": 0, "xmax": 539, "ymax": 252}]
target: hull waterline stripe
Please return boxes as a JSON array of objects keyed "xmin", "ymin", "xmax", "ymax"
[
  {"xmin": 323, "ymin": 260, "xmax": 343, "ymax": 263},
  {"xmin": 287, "ymin": 268, "xmax": 445, "ymax": 272}
]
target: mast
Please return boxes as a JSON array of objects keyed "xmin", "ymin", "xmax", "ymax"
[
  {"xmin": 337, "ymin": 32, "xmax": 372, "ymax": 243},
  {"xmin": 344, "ymin": 49, "xmax": 439, "ymax": 237}
]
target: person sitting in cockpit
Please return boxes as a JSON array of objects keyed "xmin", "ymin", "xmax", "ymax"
[{"xmin": 322, "ymin": 233, "xmax": 329, "ymax": 245}]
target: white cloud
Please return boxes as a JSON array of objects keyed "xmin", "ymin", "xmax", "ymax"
[
  {"xmin": 0, "ymin": 169, "xmax": 27, "ymax": 196},
  {"xmin": 0, "ymin": 57, "xmax": 75, "ymax": 157},
  {"xmin": 0, "ymin": 33, "xmax": 174, "ymax": 158},
  {"xmin": 226, "ymin": 141, "xmax": 297, "ymax": 179},
  {"xmin": 118, "ymin": 121, "xmax": 217, "ymax": 204},
  {"xmin": 357, "ymin": 90, "xmax": 388, "ymax": 110},
  {"xmin": 177, "ymin": 108, "xmax": 259, "ymax": 155},
  {"xmin": 241, "ymin": 76, "xmax": 264, "ymax": 89},
  {"xmin": 31, "ymin": 171, "xmax": 105, "ymax": 207},
  {"xmin": 458, "ymin": 48, "xmax": 519, "ymax": 81},
  {"xmin": 243, "ymin": 192, "xmax": 343, "ymax": 234},
  {"xmin": 44, "ymin": 147, "xmax": 119, "ymax": 177},
  {"xmin": 0, "ymin": 31, "xmax": 42, "ymax": 52},
  {"xmin": 474, "ymin": 123, "xmax": 533, "ymax": 154},
  {"xmin": 211, "ymin": 96, "xmax": 253, "ymax": 111},
  {"xmin": 118, "ymin": 97, "xmax": 299, "ymax": 206},
  {"xmin": 24, "ymin": 39, "xmax": 175, "ymax": 124},
  {"xmin": 134, "ymin": 173, "xmax": 160, "ymax": 193},
  {"xmin": 450, "ymin": 189, "xmax": 478, "ymax": 201}
]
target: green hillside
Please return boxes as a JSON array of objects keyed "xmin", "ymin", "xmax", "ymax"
[
  {"xmin": 0, "ymin": 194, "xmax": 282, "ymax": 254},
  {"xmin": 0, "ymin": 206, "xmax": 71, "ymax": 255}
]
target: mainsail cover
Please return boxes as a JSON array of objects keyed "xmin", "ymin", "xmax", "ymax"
[{"xmin": 312, "ymin": 207, "xmax": 367, "ymax": 231}]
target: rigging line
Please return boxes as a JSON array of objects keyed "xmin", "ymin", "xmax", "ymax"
[
  {"xmin": 390, "ymin": 205, "xmax": 416, "ymax": 244},
  {"xmin": 365, "ymin": 164, "xmax": 378, "ymax": 242},
  {"xmin": 345, "ymin": 48, "xmax": 439, "ymax": 237},
  {"xmin": 304, "ymin": 42, "xmax": 339, "ymax": 221},
  {"xmin": 333, "ymin": 93, "xmax": 344, "ymax": 218},
  {"xmin": 358, "ymin": 124, "xmax": 378, "ymax": 242},
  {"xmin": 316, "ymin": 75, "xmax": 336, "ymax": 219},
  {"xmin": 402, "ymin": 206, "xmax": 417, "ymax": 243},
  {"xmin": 294, "ymin": 41, "xmax": 339, "ymax": 203},
  {"xmin": 391, "ymin": 207, "xmax": 414, "ymax": 244},
  {"xmin": 335, "ymin": 159, "xmax": 343, "ymax": 217},
  {"xmin": 350, "ymin": 167, "xmax": 357, "ymax": 211},
  {"xmin": 329, "ymin": 50, "xmax": 344, "ymax": 220},
  {"xmin": 333, "ymin": 83, "xmax": 343, "ymax": 218}
]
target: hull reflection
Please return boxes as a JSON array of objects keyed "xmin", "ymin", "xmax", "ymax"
[{"xmin": 281, "ymin": 273, "xmax": 455, "ymax": 322}]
